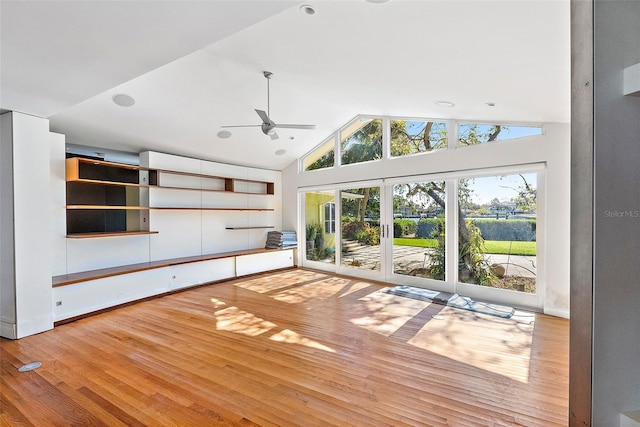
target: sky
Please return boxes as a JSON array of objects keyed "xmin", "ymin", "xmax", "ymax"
[{"xmin": 468, "ymin": 173, "xmax": 537, "ymax": 205}]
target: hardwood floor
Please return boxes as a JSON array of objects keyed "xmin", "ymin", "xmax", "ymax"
[{"xmin": 1, "ymin": 269, "xmax": 569, "ymax": 426}]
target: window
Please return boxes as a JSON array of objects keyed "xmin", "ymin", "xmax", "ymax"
[
  {"xmin": 390, "ymin": 120, "xmax": 447, "ymax": 157},
  {"xmin": 458, "ymin": 123, "xmax": 542, "ymax": 146},
  {"xmin": 305, "ymin": 192, "xmax": 335, "ymax": 264},
  {"xmin": 303, "ymin": 136, "xmax": 335, "ymax": 171},
  {"xmin": 324, "ymin": 202, "xmax": 336, "ymax": 234},
  {"xmin": 392, "ymin": 181, "xmax": 446, "ymax": 280},
  {"xmin": 458, "ymin": 173, "xmax": 537, "ymax": 293},
  {"xmin": 341, "ymin": 118, "xmax": 382, "ymax": 166}
]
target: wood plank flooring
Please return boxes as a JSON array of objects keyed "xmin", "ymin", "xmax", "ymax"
[{"xmin": 1, "ymin": 269, "xmax": 569, "ymax": 426}]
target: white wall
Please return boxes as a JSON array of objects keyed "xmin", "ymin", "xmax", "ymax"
[
  {"xmin": 592, "ymin": 1, "xmax": 640, "ymax": 424},
  {"xmin": 282, "ymin": 122, "xmax": 571, "ymax": 317},
  {"xmin": 0, "ymin": 112, "xmax": 53, "ymax": 338},
  {"xmin": 140, "ymin": 151, "xmax": 282, "ymax": 262},
  {"xmin": 0, "ymin": 114, "xmax": 17, "ymax": 337},
  {"xmin": 50, "ymin": 132, "xmax": 67, "ymax": 277}
]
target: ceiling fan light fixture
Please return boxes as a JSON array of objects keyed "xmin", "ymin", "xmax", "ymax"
[{"xmin": 221, "ymin": 71, "xmax": 316, "ymax": 140}]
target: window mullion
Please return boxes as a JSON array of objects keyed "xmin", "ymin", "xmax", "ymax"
[
  {"xmin": 445, "ymin": 179, "xmax": 459, "ymax": 287},
  {"xmin": 382, "ymin": 117, "xmax": 390, "ymax": 160},
  {"xmin": 448, "ymin": 119, "xmax": 458, "ymax": 150}
]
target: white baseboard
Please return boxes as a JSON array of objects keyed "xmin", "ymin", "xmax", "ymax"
[
  {"xmin": 621, "ymin": 411, "xmax": 640, "ymax": 427},
  {"xmin": 1, "ymin": 321, "xmax": 17, "ymax": 339},
  {"xmin": 543, "ymin": 307, "xmax": 570, "ymax": 319},
  {"xmin": 16, "ymin": 315, "xmax": 53, "ymax": 339}
]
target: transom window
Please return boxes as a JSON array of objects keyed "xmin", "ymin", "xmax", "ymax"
[
  {"xmin": 458, "ymin": 123, "xmax": 543, "ymax": 146},
  {"xmin": 300, "ymin": 116, "xmax": 543, "ymax": 173},
  {"xmin": 390, "ymin": 119, "xmax": 447, "ymax": 157}
]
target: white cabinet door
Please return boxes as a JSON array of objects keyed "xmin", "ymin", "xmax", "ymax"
[
  {"xmin": 53, "ymin": 268, "xmax": 170, "ymax": 322},
  {"xmin": 169, "ymin": 258, "xmax": 235, "ymax": 290},
  {"xmin": 236, "ymin": 250, "xmax": 294, "ymax": 276}
]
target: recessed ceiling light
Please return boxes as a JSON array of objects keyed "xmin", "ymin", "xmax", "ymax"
[
  {"xmin": 275, "ymin": 149, "xmax": 287, "ymax": 156},
  {"xmin": 300, "ymin": 5, "xmax": 315, "ymax": 15},
  {"xmin": 435, "ymin": 101, "xmax": 455, "ymax": 108},
  {"xmin": 485, "ymin": 102, "xmax": 496, "ymax": 107},
  {"xmin": 217, "ymin": 130, "xmax": 232, "ymax": 139},
  {"xmin": 112, "ymin": 93, "xmax": 135, "ymax": 107},
  {"xmin": 366, "ymin": 0, "xmax": 390, "ymax": 3}
]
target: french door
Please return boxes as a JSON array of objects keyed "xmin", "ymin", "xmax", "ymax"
[
  {"xmin": 300, "ymin": 165, "xmax": 543, "ymax": 310},
  {"xmin": 302, "ymin": 181, "xmax": 390, "ymax": 281}
]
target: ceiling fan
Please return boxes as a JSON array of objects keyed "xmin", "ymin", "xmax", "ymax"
[{"xmin": 221, "ymin": 71, "xmax": 315, "ymax": 140}]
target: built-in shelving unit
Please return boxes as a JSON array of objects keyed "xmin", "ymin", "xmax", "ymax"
[
  {"xmin": 65, "ymin": 157, "xmax": 276, "ymax": 238},
  {"xmin": 55, "ymin": 151, "xmax": 287, "ymax": 325}
]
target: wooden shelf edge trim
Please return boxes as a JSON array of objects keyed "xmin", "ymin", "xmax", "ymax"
[
  {"xmin": 66, "ymin": 157, "xmax": 274, "ymax": 193},
  {"xmin": 225, "ymin": 226, "xmax": 275, "ymax": 230},
  {"xmin": 52, "ymin": 248, "xmax": 295, "ymax": 287},
  {"xmin": 154, "ymin": 168, "xmax": 273, "ymax": 187},
  {"xmin": 67, "ymin": 178, "xmax": 152, "ymax": 188},
  {"xmin": 67, "ymin": 205, "xmax": 150, "ymax": 210},
  {"xmin": 66, "ymin": 206, "xmax": 274, "ymax": 211},
  {"xmin": 150, "ymin": 207, "xmax": 275, "ymax": 211},
  {"xmin": 66, "ymin": 231, "xmax": 159, "ymax": 239},
  {"xmin": 153, "ymin": 186, "xmax": 272, "ymax": 195},
  {"xmin": 68, "ymin": 157, "xmax": 151, "ymax": 171}
]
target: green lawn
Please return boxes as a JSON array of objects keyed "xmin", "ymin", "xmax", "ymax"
[
  {"xmin": 393, "ymin": 238, "xmax": 439, "ymax": 248},
  {"xmin": 393, "ymin": 238, "xmax": 536, "ymax": 256},
  {"xmin": 483, "ymin": 240, "xmax": 536, "ymax": 256}
]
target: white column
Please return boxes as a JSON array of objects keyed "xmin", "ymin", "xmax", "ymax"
[{"xmin": 0, "ymin": 112, "xmax": 53, "ymax": 339}]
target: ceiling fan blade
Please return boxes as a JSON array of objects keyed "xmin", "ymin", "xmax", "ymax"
[
  {"xmin": 255, "ymin": 109, "xmax": 271, "ymax": 124},
  {"xmin": 270, "ymin": 131, "xmax": 279, "ymax": 141},
  {"xmin": 220, "ymin": 125, "xmax": 261, "ymax": 128},
  {"xmin": 274, "ymin": 124, "xmax": 316, "ymax": 130}
]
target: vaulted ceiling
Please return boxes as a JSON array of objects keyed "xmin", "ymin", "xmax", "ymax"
[{"xmin": 1, "ymin": 0, "xmax": 570, "ymax": 170}]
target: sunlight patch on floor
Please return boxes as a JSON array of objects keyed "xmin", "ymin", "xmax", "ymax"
[
  {"xmin": 272, "ymin": 277, "xmax": 370, "ymax": 304},
  {"xmin": 210, "ymin": 297, "xmax": 335, "ymax": 353},
  {"xmin": 351, "ymin": 289, "xmax": 431, "ymax": 336},
  {"xmin": 270, "ymin": 329, "xmax": 336, "ymax": 353},
  {"xmin": 234, "ymin": 270, "xmax": 328, "ymax": 294},
  {"xmin": 408, "ymin": 307, "xmax": 534, "ymax": 383},
  {"xmin": 214, "ymin": 306, "xmax": 277, "ymax": 336}
]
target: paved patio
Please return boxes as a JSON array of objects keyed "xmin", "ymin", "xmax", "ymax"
[{"xmin": 339, "ymin": 242, "xmax": 536, "ymax": 278}]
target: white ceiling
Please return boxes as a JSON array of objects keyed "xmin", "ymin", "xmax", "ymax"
[{"xmin": 1, "ymin": 0, "xmax": 570, "ymax": 171}]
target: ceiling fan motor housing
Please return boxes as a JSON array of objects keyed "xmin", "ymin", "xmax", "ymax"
[{"xmin": 261, "ymin": 122, "xmax": 276, "ymax": 135}]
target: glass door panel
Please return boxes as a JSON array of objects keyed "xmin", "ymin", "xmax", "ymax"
[
  {"xmin": 304, "ymin": 191, "xmax": 336, "ymax": 265},
  {"xmin": 457, "ymin": 174, "xmax": 537, "ymax": 294},
  {"xmin": 390, "ymin": 181, "xmax": 447, "ymax": 283},
  {"xmin": 340, "ymin": 186, "xmax": 381, "ymax": 273}
]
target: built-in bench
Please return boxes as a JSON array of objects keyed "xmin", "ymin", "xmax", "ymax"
[
  {"xmin": 52, "ymin": 247, "xmax": 288, "ymax": 287},
  {"xmin": 52, "ymin": 248, "xmax": 295, "ymax": 324}
]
